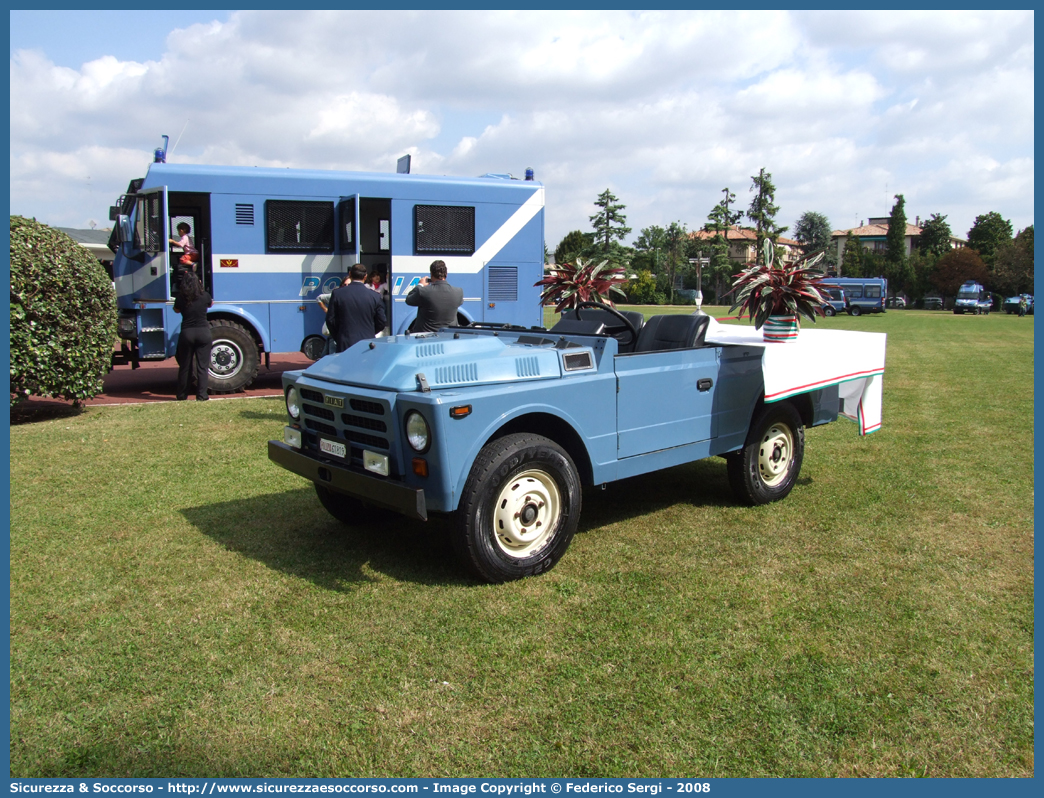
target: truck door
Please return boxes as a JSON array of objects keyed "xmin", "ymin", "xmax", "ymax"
[
  {"xmin": 615, "ymin": 347, "xmax": 720, "ymax": 458},
  {"xmin": 132, "ymin": 187, "xmax": 170, "ymax": 301}
]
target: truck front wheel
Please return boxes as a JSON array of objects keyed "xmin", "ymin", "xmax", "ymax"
[
  {"xmin": 726, "ymin": 402, "xmax": 805, "ymax": 505},
  {"xmin": 207, "ymin": 320, "xmax": 260, "ymax": 393},
  {"xmin": 454, "ymin": 433, "xmax": 581, "ymax": 583}
]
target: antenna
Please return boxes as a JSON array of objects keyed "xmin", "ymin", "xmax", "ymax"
[{"xmin": 168, "ymin": 121, "xmax": 190, "ymax": 158}]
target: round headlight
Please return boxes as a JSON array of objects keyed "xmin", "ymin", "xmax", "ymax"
[
  {"xmin": 286, "ymin": 386, "xmax": 301, "ymax": 420},
  {"xmin": 405, "ymin": 411, "xmax": 430, "ymax": 452}
]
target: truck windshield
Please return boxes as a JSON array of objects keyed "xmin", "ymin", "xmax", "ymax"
[{"xmin": 958, "ymin": 289, "xmax": 978, "ymax": 299}]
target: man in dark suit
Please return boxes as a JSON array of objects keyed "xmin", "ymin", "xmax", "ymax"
[
  {"xmin": 325, "ymin": 263, "xmax": 387, "ymax": 353},
  {"xmin": 405, "ymin": 260, "xmax": 464, "ymax": 333}
]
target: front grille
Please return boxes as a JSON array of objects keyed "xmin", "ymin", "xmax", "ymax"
[
  {"xmin": 346, "ymin": 431, "xmax": 389, "ymax": 449},
  {"xmin": 342, "ymin": 413, "xmax": 387, "ymax": 432},
  {"xmin": 305, "ymin": 418, "xmax": 337, "ymax": 436},
  {"xmin": 350, "ymin": 399, "xmax": 384, "ymax": 415},
  {"xmin": 298, "ymin": 387, "xmax": 395, "ymax": 472},
  {"xmin": 304, "ymin": 404, "xmax": 335, "ymax": 421}
]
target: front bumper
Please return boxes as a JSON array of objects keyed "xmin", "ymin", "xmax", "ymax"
[{"xmin": 268, "ymin": 440, "xmax": 427, "ymax": 521}]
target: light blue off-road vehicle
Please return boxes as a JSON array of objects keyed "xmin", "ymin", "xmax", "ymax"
[{"xmin": 269, "ymin": 305, "xmax": 884, "ymax": 582}]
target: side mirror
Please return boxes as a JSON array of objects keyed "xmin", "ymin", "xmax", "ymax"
[
  {"xmin": 109, "ymin": 205, "xmax": 120, "ymax": 221},
  {"xmin": 117, "ymin": 215, "xmax": 133, "ymax": 244}
]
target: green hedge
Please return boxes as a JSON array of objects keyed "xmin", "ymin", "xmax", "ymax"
[{"xmin": 10, "ymin": 216, "xmax": 118, "ymax": 406}]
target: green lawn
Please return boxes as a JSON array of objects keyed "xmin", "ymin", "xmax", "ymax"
[{"xmin": 10, "ymin": 309, "xmax": 1033, "ymax": 777}]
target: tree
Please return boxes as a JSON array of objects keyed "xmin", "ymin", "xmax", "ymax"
[
  {"xmin": 663, "ymin": 221, "xmax": 688, "ymax": 303},
  {"xmin": 589, "ymin": 189, "xmax": 632, "ymax": 253},
  {"xmin": 747, "ymin": 168, "xmax": 788, "ymax": 264},
  {"xmin": 905, "ymin": 251, "xmax": 938, "ymax": 301},
  {"xmin": 631, "ymin": 225, "xmax": 667, "ymax": 274},
  {"xmin": 10, "ymin": 216, "xmax": 118, "ymax": 406},
  {"xmin": 966, "ymin": 211, "xmax": 1014, "ymax": 268},
  {"xmin": 918, "ymin": 213, "xmax": 953, "ymax": 257},
  {"xmin": 991, "ymin": 225, "xmax": 1034, "ymax": 296},
  {"xmin": 554, "ymin": 230, "xmax": 593, "ymax": 265},
  {"xmin": 882, "ymin": 194, "xmax": 911, "ymax": 296},
  {"xmin": 885, "ymin": 194, "xmax": 908, "ymax": 269},
  {"xmin": 626, "ymin": 269, "xmax": 664, "ymax": 305},
  {"xmin": 841, "ymin": 231, "xmax": 864, "ymax": 276},
  {"xmin": 793, "ymin": 211, "xmax": 832, "ymax": 257},
  {"xmin": 708, "ymin": 188, "xmax": 743, "ymax": 242},
  {"xmin": 930, "ymin": 248, "xmax": 989, "ymax": 298}
]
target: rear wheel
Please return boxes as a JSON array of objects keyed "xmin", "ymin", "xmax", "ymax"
[
  {"xmin": 453, "ymin": 433, "xmax": 581, "ymax": 583},
  {"xmin": 849, "ymin": 306, "xmax": 862, "ymax": 317},
  {"xmin": 207, "ymin": 319, "xmax": 260, "ymax": 393},
  {"xmin": 727, "ymin": 403, "xmax": 805, "ymax": 506},
  {"xmin": 302, "ymin": 335, "xmax": 326, "ymax": 361},
  {"xmin": 823, "ymin": 306, "xmax": 836, "ymax": 317}
]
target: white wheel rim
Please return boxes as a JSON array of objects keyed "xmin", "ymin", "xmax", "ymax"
[
  {"xmin": 210, "ymin": 339, "xmax": 242, "ymax": 377},
  {"xmin": 492, "ymin": 469, "xmax": 561, "ymax": 558},
  {"xmin": 758, "ymin": 423, "xmax": 793, "ymax": 487}
]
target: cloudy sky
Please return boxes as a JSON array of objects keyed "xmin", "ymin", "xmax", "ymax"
[{"xmin": 9, "ymin": 9, "xmax": 1034, "ymax": 248}]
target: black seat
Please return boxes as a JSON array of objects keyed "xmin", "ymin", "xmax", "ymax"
[
  {"xmin": 574, "ymin": 308, "xmax": 645, "ymax": 353},
  {"xmin": 634, "ymin": 314, "xmax": 710, "ymax": 353},
  {"xmin": 548, "ymin": 318, "xmax": 607, "ymax": 336}
]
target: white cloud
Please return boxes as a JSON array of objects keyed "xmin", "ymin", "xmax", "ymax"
[{"xmin": 8, "ymin": 9, "xmax": 1033, "ymax": 242}]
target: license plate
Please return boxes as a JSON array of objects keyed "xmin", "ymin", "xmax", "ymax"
[{"xmin": 319, "ymin": 437, "xmax": 347, "ymax": 459}]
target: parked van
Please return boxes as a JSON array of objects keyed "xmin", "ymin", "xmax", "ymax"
[
  {"xmin": 954, "ymin": 281, "xmax": 992, "ymax": 314},
  {"xmin": 821, "ymin": 277, "xmax": 887, "ymax": 316},
  {"xmin": 821, "ymin": 286, "xmax": 848, "ymax": 316}
]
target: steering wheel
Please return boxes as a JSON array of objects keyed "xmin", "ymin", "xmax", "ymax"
[{"xmin": 570, "ymin": 301, "xmax": 639, "ymax": 347}]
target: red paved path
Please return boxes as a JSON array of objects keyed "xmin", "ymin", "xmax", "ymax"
[{"xmin": 13, "ymin": 352, "xmax": 313, "ymax": 417}]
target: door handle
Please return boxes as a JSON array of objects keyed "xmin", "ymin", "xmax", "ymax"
[{"xmin": 697, "ymin": 378, "xmax": 713, "ymax": 392}]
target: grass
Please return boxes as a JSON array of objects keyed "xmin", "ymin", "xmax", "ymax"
[{"xmin": 9, "ymin": 308, "xmax": 1033, "ymax": 777}]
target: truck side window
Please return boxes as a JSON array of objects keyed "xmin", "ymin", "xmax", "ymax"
[
  {"xmin": 415, "ymin": 205, "xmax": 475, "ymax": 254},
  {"xmin": 266, "ymin": 200, "xmax": 335, "ymax": 253}
]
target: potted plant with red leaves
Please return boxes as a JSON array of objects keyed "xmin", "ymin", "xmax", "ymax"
[
  {"xmin": 726, "ymin": 240, "xmax": 830, "ymax": 342},
  {"xmin": 535, "ymin": 258, "xmax": 628, "ymax": 313}
]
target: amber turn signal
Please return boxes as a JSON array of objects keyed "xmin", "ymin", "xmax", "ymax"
[
  {"xmin": 412, "ymin": 458, "xmax": 428, "ymax": 478},
  {"xmin": 450, "ymin": 405, "xmax": 472, "ymax": 419}
]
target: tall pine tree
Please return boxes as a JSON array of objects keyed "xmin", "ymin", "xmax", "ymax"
[
  {"xmin": 884, "ymin": 194, "xmax": 911, "ymax": 295},
  {"xmin": 589, "ymin": 189, "xmax": 632, "ymax": 253},
  {"xmin": 747, "ymin": 168, "xmax": 787, "ymax": 264}
]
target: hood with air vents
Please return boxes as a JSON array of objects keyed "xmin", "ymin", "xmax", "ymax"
[{"xmin": 302, "ymin": 332, "xmax": 567, "ymax": 391}]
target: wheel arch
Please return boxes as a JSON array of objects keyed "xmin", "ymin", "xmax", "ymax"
[
  {"xmin": 743, "ymin": 394, "xmax": 813, "ymax": 445},
  {"xmin": 207, "ymin": 305, "xmax": 268, "ymax": 351},
  {"xmin": 484, "ymin": 411, "xmax": 594, "ymax": 486}
]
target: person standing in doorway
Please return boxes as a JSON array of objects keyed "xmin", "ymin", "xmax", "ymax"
[
  {"xmin": 405, "ymin": 260, "xmax": 464, "ymax": 333},
  {"xmin": 325, "ymin": 263, "xmax": 387, "ymax": 353},
  {"xmin": 173, "ymin": 270, "xmax": 213, "ymax": 401}
]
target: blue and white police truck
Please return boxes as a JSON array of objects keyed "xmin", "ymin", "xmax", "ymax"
[
  {"xmin": 108, "ymin": 139, "xmax": 545, "ymax": 392},
  {"xmin": 820, "ymin": 276, "xmax": 888, "ymax": 316}
]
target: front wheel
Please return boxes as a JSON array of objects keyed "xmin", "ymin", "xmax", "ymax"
[
  {"xmin": 453, "ymin": 433, "xmax": 581, "ymax": 583},
  {"xmin": 207, "ymin": 320, "xmax": 260, "ymax": 393},
  {"xmin": 726, "ymin": 402, "xmax": 805, "ymax": 506},
  {"xmin": 823, "ymin": 306, "xmax": 836, "ymax": 317},
  {"xmin": 849, "ymin": 306, "xmax": 862, "ymax": 317}
]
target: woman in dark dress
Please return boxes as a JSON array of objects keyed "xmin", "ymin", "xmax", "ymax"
[{"xmin": 173, "ymin": 271, "xmax": 213, "ymax": 401}]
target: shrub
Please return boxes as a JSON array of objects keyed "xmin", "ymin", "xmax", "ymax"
[{"xmin": 10, "ymin": 216, "xmax": 118, "ymax": 406}]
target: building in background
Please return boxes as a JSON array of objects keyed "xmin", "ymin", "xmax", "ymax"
[
  {"xmin": 830, "ymin": 217, "xmax": 966, "ymax": 272},
  {"xmin": 57, "ymin": 227, "xmax": 116, "ymax": 278}
]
